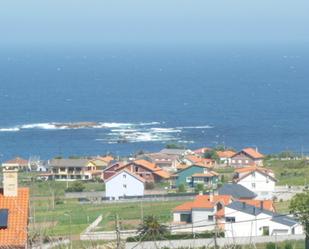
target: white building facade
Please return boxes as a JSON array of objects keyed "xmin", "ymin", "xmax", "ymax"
[
  {"xmin": 105, "ymin": 170, "xmax": 145, "ymax": 200},
  {"xmin": 237, "ymin": 170, "xmax": 276, "ymax": 199},
  {"xmin": 224, "ymin": 202, "xmax": 303, "ymax": 238}
]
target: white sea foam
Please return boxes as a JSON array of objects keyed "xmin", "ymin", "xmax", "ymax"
[
  {"xmin": 20, "ymin": 123, "xmax": 60, "ymax": 130},
  {"xmin": 150, "ymin": 128, "xmax": 182, "ymax": 133},
  {"xmin": 0, "ymin": 121, "xmax": 212, "ymax": 145},
  {"xmin": 0, "ymin": 127, "xmax": 20, "ymax": 132},
  {"xmin": 139, "ymin": 122, "xmax": 160, "ymax": 126},
  {"xmin": 177, "ymin": 125, "xmax": 214, "ymax": 129}
]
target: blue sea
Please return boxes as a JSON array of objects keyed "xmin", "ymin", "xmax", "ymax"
[{"xmin": 0, "ymin": 44, "xmax": 308, "ymax": 160}]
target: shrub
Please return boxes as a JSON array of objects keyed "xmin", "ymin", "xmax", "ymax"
[
  {"xmin": 195, "ymin": 183, "xmax": 205, "ymax": 193},
  {"xmin": 178, "ymin": 184, "xmax": 186, "ymax": 193},
  {"xmin": 266, "ymin": 242, "xmax": 276, "ymax": 249},
  {"xmin": 65, "ymin": 181, "xmax": 85, "ymax": 192},
  {"xmin": 145, "ymin": 182, "xmax": 155, "ymax": 190},
  {"xmin": 284, "ymin": 243, "xmax": 292, "ymax": 249}
]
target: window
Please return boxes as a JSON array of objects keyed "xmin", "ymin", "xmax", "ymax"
[
  {"xmin": 123, "ymin": 174, "xmax": 126, "ymax": 178},
  {"xmin": 262, "ymin": 226, "xmax": 270, "ymax": 236},
  {"xmin": 135, "ymin": 166, "xmax": 139, "ymax": 172},
  {"xmin": 232, "ymin": 160, "xmax": 235, "ymax": 163},
  {"xmin": 186, "ymin": 177, "xmax": 191, "ymax": 183},
  {"xmin": 208, "ymin": 215, "xmax": 214, "ymax": 221},
  {"xmin": 252, "ymin": 172, "xmax": 255, "ymax": 177},
  {"xmin": 123, "ymin": 184, "xmax": 127, "ymax": 188},
  {"xmin": 252, "ymin": 183, "xmax": 256, "ymax": 188},
  {"xmin": 225, "ymin": 217, "xmax": 235, "ymax": 223},
  {"xmin": 238, "ymin": 160, "xmax": 242, "ymax": 163},
  {"xmin": 180, "ymin": 214, "xmax": 192, "ymax": 223},
  {"xmin": 245, "ymin": 160, "xmax": 249, "ymax": 164}
]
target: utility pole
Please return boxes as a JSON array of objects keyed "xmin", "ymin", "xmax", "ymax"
[
  {"xmin": 214, "ymin": 219, "xmax": 218, "ymax": 249},
  {"xmin": 115, "ymin": 214, "xmax": 121, "ymax": 249}
]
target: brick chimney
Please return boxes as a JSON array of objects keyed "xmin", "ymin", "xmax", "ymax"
[
  {"xmin": 260, "ymin": 201, "xmax": 264, "ymax": 210},
  {"xmin": 209, "ymin": 192, "xmax": 214, "ymax": 202},
  {"xmin": 2, "ymin": 167, "xmax": 18, "ymax": 197}
]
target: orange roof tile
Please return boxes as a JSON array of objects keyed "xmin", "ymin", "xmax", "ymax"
[
  {"xmin": 118, "ymin": 159, "xmax": 170, "ymax": 179},
  {"xmin": 176, "ymin": 163, "xmax": 188, "ymax": 170},
  {"xmin": 173, "ymin": 194, "xmax": 231, "ymax": 212},
  {"xmin": 4, "ymin": 157, "xmax": 28, "ymax": 165},
  {"xmin": 216, "ymin": 150, "xmax": 236, "ymax": 158},
  {"xmin": 99, "ymin": 156, "xmax": 114, "ymax": 163},
  {"xmin": 235, "ymin": 167, "xmax": 276, "ymax": 182},
  {"xmin": 242, "ymin": 148, "xmax": 264, "ymax": 159},
  {"xmin": 186, "ymin": 155, "xmax": 214, "ymax": 166},
  {"xmin": 238, "ymin": 199, "xmax": 275, "ymax": 212},
  {"xmin": 193, "ymin": 147, "xmax": 212, "ymax": 154},
  {"xmin": 235, "ymin": 166, "xmax": 273, "ymax": 174},
  {"xmin": 0, "ymin": 188, "xmax": 29, "ymax": 248},
  {"xmin": 191, "ymin": 171, "xmax": 219, "ymax": 177},
  {"xmin": 105, "ymin": 169, "xmax": 146, "ymax": 183},
  {"xmin": 193, "ymin": 162, "xmax": 214, "ymax": 169}
]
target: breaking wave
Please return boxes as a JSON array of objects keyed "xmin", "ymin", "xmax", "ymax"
[{"xmin": 0, "ymin": 121, "xmax": 213, "ymax": 144}]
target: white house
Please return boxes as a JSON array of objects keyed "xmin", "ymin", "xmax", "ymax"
[
  {"xmin": 105, "ymin": 169, "xmax": 145, "ymax": 200},
  {"xmin": 224, "ymin": 201, "xmax": 303, "ymax": 237},
  {"xmin": 172, "ymin": 194, "xmax": 232, "ymax": 233},
  {"xmin": 235, "ymin": 167, "xmax": 277, "ymax": 199}
]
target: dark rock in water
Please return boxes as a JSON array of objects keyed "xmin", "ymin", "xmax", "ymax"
[{"xmin": 54, "ymin": 122, "xmax": 99, "ymax": 129}]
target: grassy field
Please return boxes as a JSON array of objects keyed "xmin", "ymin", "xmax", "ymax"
[
  {"xmin": 265, "ymin": 159, "xmax": 309, "ymax": 186},
  {"xmin": 31, "ymin": 197, "xmax": 184, "ymax": 236}
]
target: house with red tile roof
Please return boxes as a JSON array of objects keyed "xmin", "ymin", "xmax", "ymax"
[
  {"xmin": 0, "ymin": 168, "xmax": 29, "ymax": 249},
  {"xmin": 216, "ymin": 150, "xmax": 236, "ymax": 166},
  {"xmin": 172, "ymin": 193, "xmax": 282, "ymax": 234},
  {"xmin": 2, "ymin": 157, "xmax": 29, "ymax": 171},
  {"xmin": 230, "ymin": 147, "xmax": 264, "ymax": 167},
  {"xmin": 234, "ymin": 167, "xmax": 277, "ymax": 199},
  {"xmin": 172, "ymin": 194, "xmax": 232, "ymax": 232},
  {"xmin": 183, "ymin": 155, "xmax": 215, "ymax": 168},
  {"xmin": 138, "ymin": 153, "xmax": 181, "ymax": 173},
  {"xmin": 103, "ymin": 159, "xmax": 170, "ymax": 183},
  {"xmin": 171, "ymin": 164, "xmax": 219, "ymax": 188},
  {"xmin": 105, "ymin": 169, "xmax": 145, "ymax": 200},
  {"xmin": 193, "ymin": 147, "xmax": 212, "ymax": 157}
]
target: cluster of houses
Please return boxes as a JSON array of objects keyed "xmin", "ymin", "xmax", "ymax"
[
  {"xmin": 0, "ymin": 145, "xmax": 304, "ymax": 247},
  {"xmin": 1, "ymin": 147, "xmax": 276, "ymax": 201}
]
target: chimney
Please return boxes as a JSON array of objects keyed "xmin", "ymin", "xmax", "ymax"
[
  {"xmin": 209, "ymin": 192, "xmax": 214, "ymax": 202},
  {"xmin": 260, "ymin": 201, "xmax": 264, "ymax": 210},
  {"xmin": 2, "ymin": 167, "xmax": 18, "ymax": 197},
  {"xmin": 242, "ymin": 202, "xmax": 246, "ymax": 209}
]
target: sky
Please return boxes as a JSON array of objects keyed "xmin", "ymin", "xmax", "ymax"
[{"xmin": 0, "ymin": 0, "xmax": 309, "ymax": 46}]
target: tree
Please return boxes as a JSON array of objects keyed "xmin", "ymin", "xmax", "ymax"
[
  {"xmin": 278, "ymin": 150, "xmax": 296, "ymax": 159},
  {"xmin": 204, "ymin": 150, "xmax": 219, "ymax": 161},
  {"xmin": 290, "ymin": 191, "xmax": 309, "ymax": 249},
  {"xmin": 165, "ymin": 143, "xmax": 186, "ymax": 149},
  {"xmin": 137, "ymin": 215, "xmax": 168, "ymax": 240},
  {"xmin": 177, "ymin": 183, "xmax": 186, "ymax": 193},
  {"xmin": 195, "ymin": 183, "xmax": 204, "ymax": 193}
]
